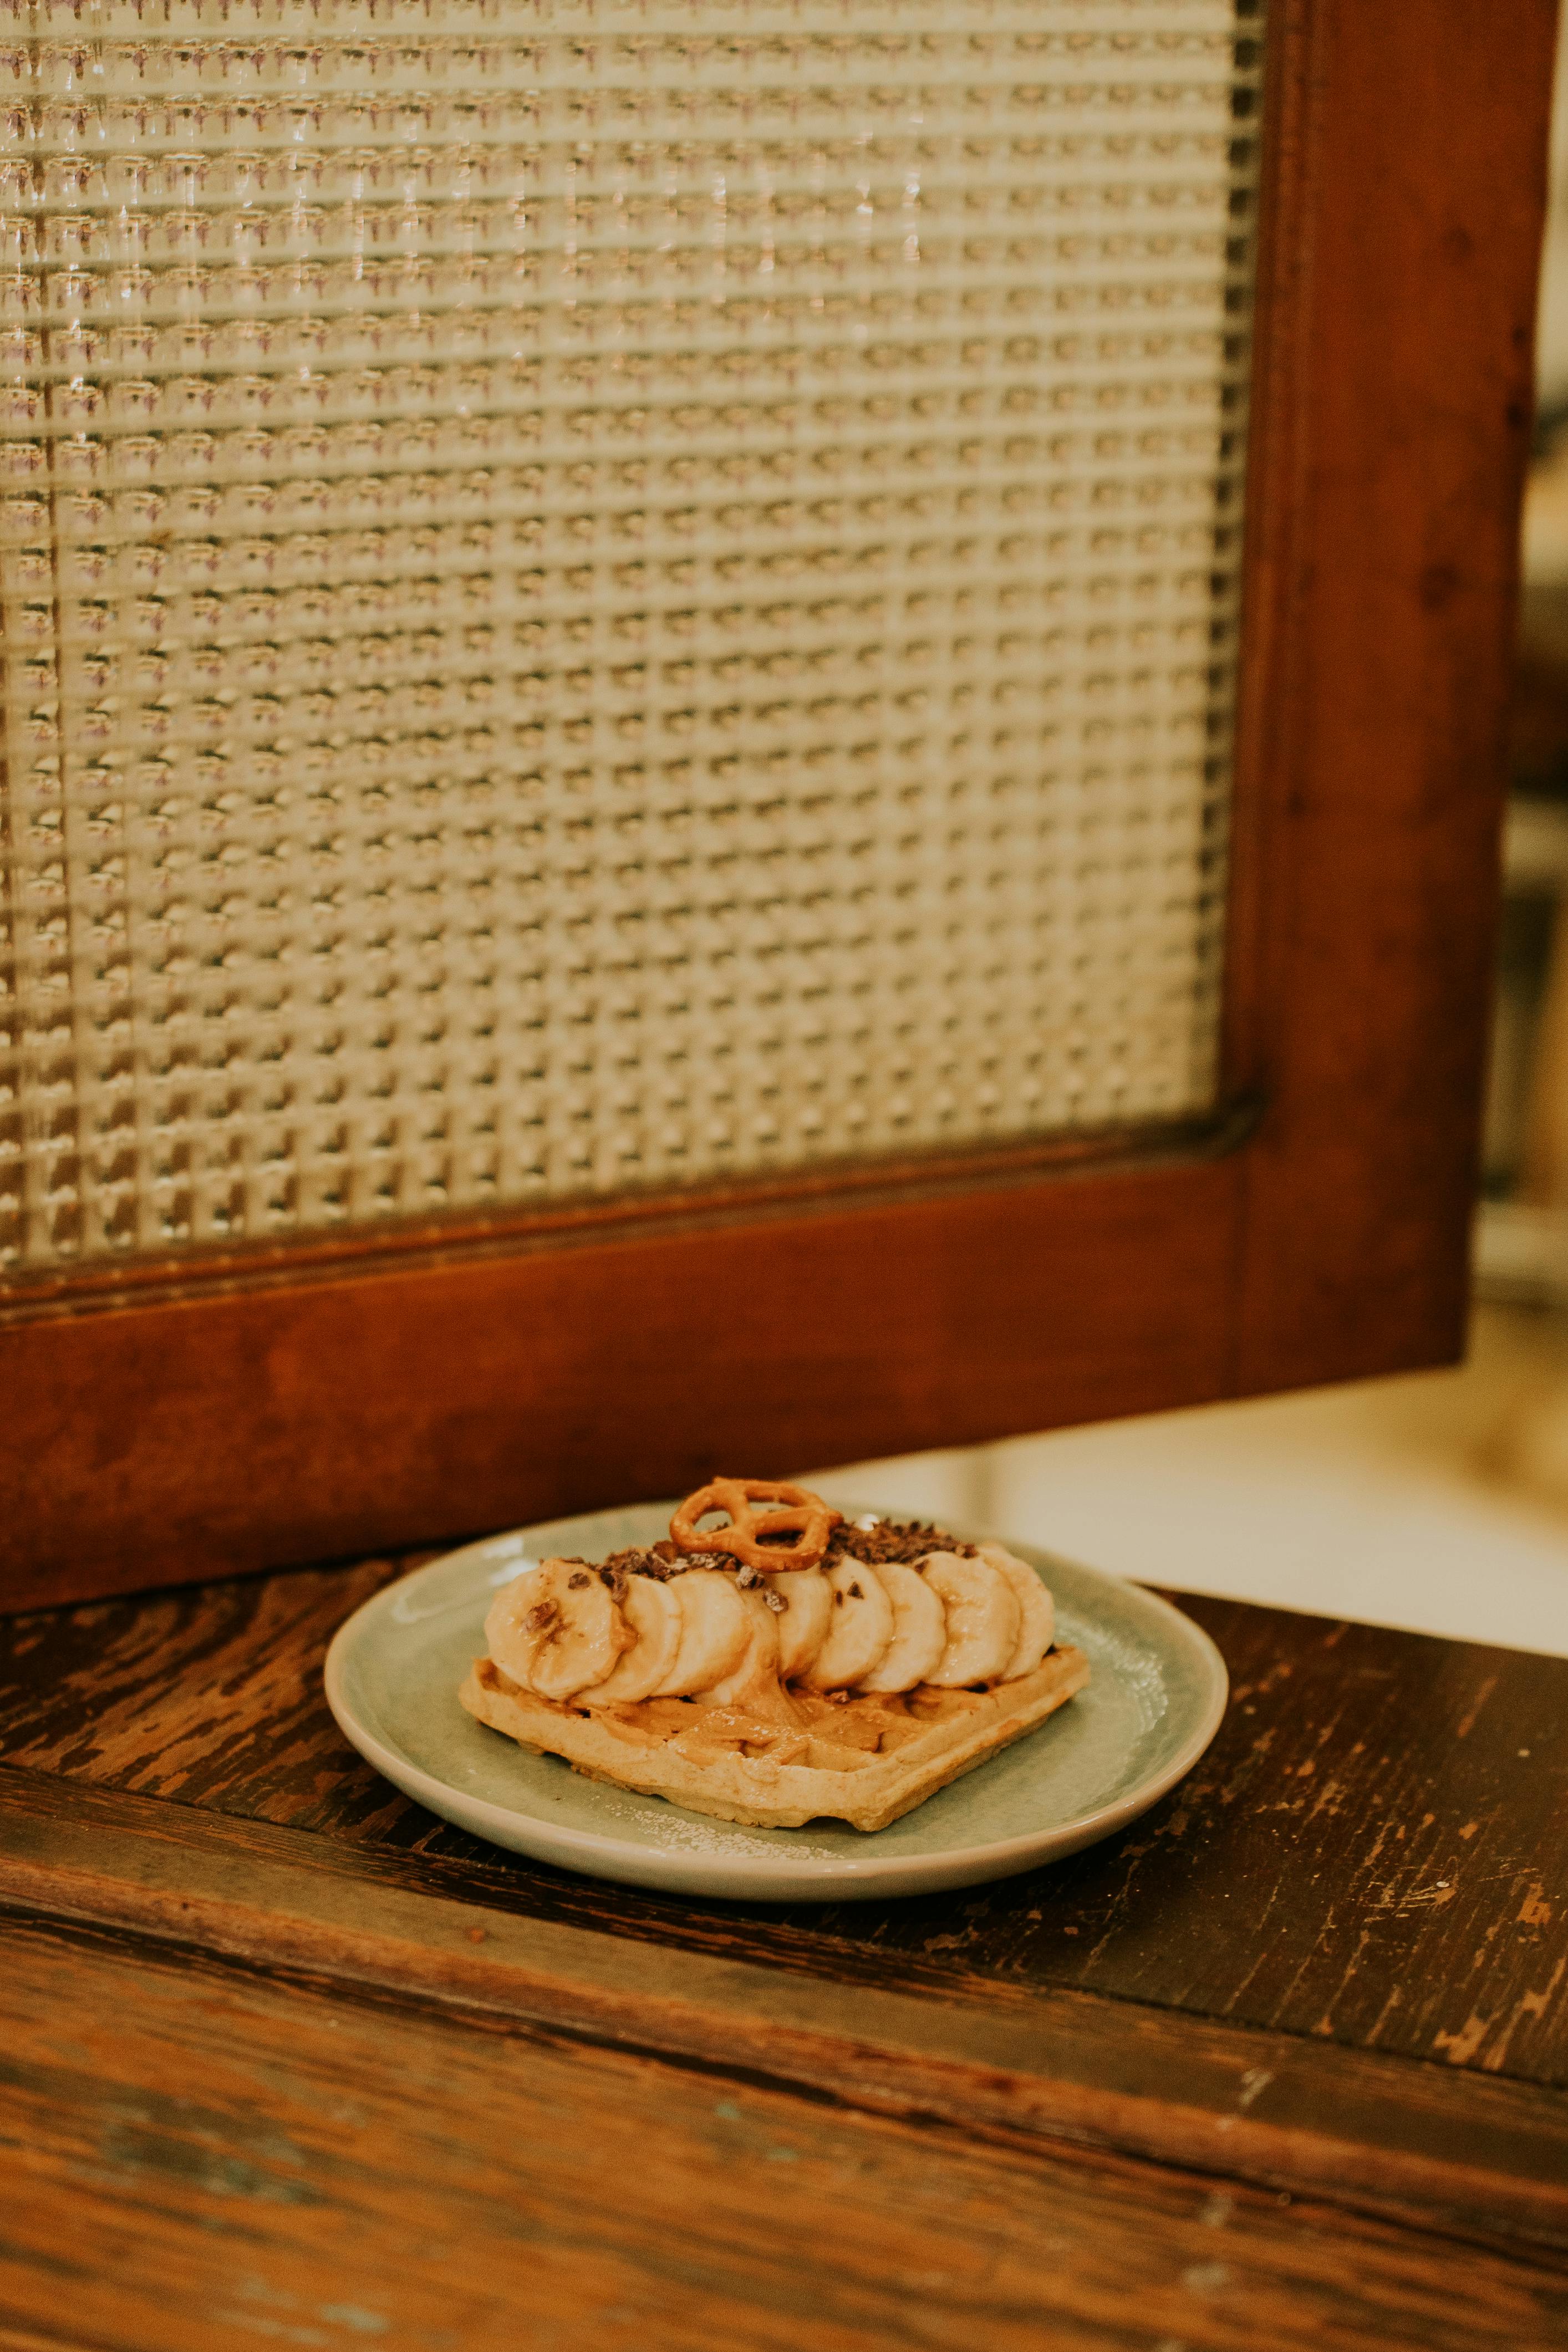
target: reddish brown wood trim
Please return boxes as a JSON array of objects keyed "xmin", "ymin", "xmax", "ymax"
[
  {"xmin": 0, "ymin": 0, "xmax": 1555, "ymax": 1595},
  {"xmin": 1, "ymin": 1150, "xmax": 1243, "ymax": 1602},
  {"xmin": 1225, "ymin": 0, "xmax": 1556, "ymax": 1392},
  {"xmin": 1216, "ymin": 0, "xmax": 1315, "ymax": 1111},
  {"xmin": 3, "ymin": 1769, "xmax": 1565, "ymax": 2256}
]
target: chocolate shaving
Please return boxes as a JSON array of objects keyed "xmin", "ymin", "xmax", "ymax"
[
  {"xmin": 525, "ymin": 1601, "xmax": 558, "ymax": 1633},
  {"xmin": 830, "ymin": 1518, "xmax": 976, "ymax": 1566},
  {"xmin": 597, "ymin": 1546, "xmax": 679, "ymax": 1585},
  {"xmin": 592, "ymin": 1524, "xmax": 924, "ymax": 1593},
  {"xmin": 567, "ymin": 1571, "xmax": 590, "ymax": 1590},
  {"xmin": 597, "ymin": 1542, "xmax": 746, "ymax": 1592}
]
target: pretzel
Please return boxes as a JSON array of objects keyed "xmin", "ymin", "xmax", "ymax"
[{"xmin": 670, "ymin": 1477, "xmax": 841, "ymax": 1575}]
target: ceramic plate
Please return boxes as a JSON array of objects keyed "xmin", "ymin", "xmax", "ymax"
[{"xmin": 324, "ymin": 1503, "xmax": 1228, "ymax": 1902}]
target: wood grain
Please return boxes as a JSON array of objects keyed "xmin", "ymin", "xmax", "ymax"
[
  {"xmin": 857, "ymin": 1598, "xmax": 1568, "ymax": 2087},
  {"xmin": 4, "ymin": 1911, "xmax": 1567, "ymax": 2352},
  {"xmin": 1, "ymin": 1157, "xmax": 1245, "ymax": 1610},
  {"xmin": 1, "ymin": 1566, "xmax": 1563, "ymax": 2093},
  {"xmin": 3, "ymin": 1769, "xmax": 1566, "ymax": 2257},
  {"xmin": 1224, "ymin": 0, "xmax": 1554, "ymax": 1392}
]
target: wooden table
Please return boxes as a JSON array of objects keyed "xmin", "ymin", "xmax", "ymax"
[{"xmin": 1, "ymin": 1558, "xmax": 1564, "ymax": 2349}]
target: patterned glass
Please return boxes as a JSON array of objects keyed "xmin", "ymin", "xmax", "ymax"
[{"xmin": 0, "ymin": 0, "xmax": 1264, "ymax": 1272}]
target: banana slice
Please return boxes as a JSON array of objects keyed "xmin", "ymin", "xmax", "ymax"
[
  {"xmin": 803, "ymin": 1555, "xmax": 895, "ymax": 1690},
  {"xmin": 855, "ymin": 1559, "xmax": 948, "ymax": 1693},
  {"xmin": 577, "ymin": 1572, "xmax": 685, "ymax": 1704},
  {"xmin": 484, "ymin": 1556, "xmax": 634, "ymax": 1702},
  {"xmin": 764, "ymin": 1566, "xmax": 834, "ymax": 1682},
  {"xmin": 694, "ymin": 1585, "xmax": 795, "ymax": 1718},
  {"xmin": 483, "ymin": 1563, "xmax": 543, "ymax": 1684},
  {"xmin": 923, "ymin": 1551, "xmax": 1021, "ymax": 1687},
  {"xmin": 653, "ymin": 1569, "xmax": 751, "ymax": 1697},
  {"xmin": 980, "ymin": 1541, "xmax": 1056, "ymax": 1680}
]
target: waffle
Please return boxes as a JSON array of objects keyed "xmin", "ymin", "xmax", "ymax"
[{"xmin": 459, "ymin": 1643, "xmax": 1091, "ymax": 1832}]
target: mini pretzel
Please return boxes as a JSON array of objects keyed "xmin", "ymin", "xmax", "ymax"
[{"xmin": 670, "ymin": 1477, "xmax": 841, "ymax": 1574}]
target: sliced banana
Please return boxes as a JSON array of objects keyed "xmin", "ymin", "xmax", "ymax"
[
  {"xmin": 653, "ymin": 1569, "xmax": 751, "ymax": 1697},
  {"xmin": 577, "ymin": 1572, "xmax": 685, "ymax": 1704},
  {"xmin": 980, "ymin": 1541, "xmax": 1056, "ymax": 1680},
  {"xmin": 764, "ymin": 1566, "xmax": 834, "ymax": 1682},
  {"xmin": 803, "ymin": 1555, "xmax": 895, "ymax": 1690},
  {"xmin": 923, "ymin": 1551, "xmax": 1021, "ymax": 1688},
  {"xmin": 483, "ymin": 1563, "xmax": 543, "ymax": 1684},
  {"xmin": 693, "ymin": 1585, "xmax": 792, "ymax": 1715},
  {"xmin": 485, "ymin": 1556, "xmax": 634, "ymax": 1702},
  {"xmin": 855, "ymin": 1559, "xmax": 948, "ymax": 1693}
]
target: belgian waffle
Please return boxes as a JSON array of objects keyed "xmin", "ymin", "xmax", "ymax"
[{"xmin": 460, "ymin": 1644, "xmax": 1090, "ymax": 1831}]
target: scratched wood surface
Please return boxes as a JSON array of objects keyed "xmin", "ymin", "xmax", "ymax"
[
  {"xmin": 5, "ymin": 1910, "xmax": 1567, "ymax": 2352},
  {"xmin": 1, "ymin": 1558, "xmax": 1562, "ymax": 2089},
  {"xmin": 8, "ymin": 1768, "xmax": 1567, "ymax": 2260}
]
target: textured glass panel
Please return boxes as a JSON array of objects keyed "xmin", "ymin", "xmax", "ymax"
[{"xmin": 0, "ymin": 0, "xmax": 1262, "ymax": 1272}]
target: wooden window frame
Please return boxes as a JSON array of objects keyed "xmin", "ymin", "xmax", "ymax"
[{"xmin": 2, "ymin": 0, "xmax": 1555, "ymax": 1610}]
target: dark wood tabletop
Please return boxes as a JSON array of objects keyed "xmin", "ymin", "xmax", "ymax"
[{"xmin": 2, "ymin": 1555, "xmax": 1565, "ymax": 2350}]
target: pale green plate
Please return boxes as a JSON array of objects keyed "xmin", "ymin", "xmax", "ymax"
[{"xmin": 324, "ymin": 1503, "xmax": 1228, "ymax": 1902}]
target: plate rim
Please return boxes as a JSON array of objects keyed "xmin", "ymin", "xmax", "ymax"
[{"xmin": 323, "ymin": 1505, "xmax": 1229, "ymax": 1896}]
